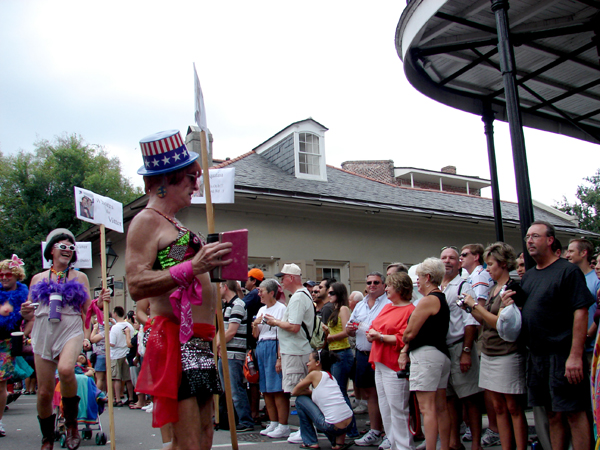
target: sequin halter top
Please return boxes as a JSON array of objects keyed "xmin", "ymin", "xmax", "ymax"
[{"xmin": 149, "ymin": 208, "xmax": 203, "ymax": 270}]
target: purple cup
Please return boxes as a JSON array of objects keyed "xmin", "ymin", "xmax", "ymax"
[{"xmin": 49, "ymin": 293, "xmax": 62, "ymax": 323}]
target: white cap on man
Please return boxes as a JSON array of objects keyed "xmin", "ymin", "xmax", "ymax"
[{"xmin": 275, "ymin": 263, "xmax": 302, "ymax": 277}]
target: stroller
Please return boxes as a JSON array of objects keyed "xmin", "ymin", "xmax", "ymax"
[{"xmin": 53, "ymin": 372, "xmax": 108, "ymax": 446}]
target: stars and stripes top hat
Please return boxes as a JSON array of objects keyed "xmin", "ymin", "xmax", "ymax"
[{"xmin": 137, "ymin": 129, "xmax": 199, "ymax": 176}]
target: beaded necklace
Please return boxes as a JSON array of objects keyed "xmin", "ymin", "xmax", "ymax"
[
  {"xmin": 146, "ymin": 207, "xmax": 190, "ymax": 232},
  {"xmin": 50, "ymin": 266, "xmax": 69, "ymax": 283}
]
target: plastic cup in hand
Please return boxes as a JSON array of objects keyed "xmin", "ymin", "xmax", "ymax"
[
  {"xmin": 49, "ymin": 293, "xmax": 62, "ymax": 323},
  {"xmin": 11, "ymin": 331, "xmax": 24, "ymax": 356}
]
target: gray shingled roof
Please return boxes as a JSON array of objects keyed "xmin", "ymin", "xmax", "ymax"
[{"xmin": 221, "ymin": 152, "xmax": 584, "ymax": 233}]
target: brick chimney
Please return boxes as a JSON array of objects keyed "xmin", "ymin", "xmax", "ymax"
[{"xmin": 441, "ymin": 165, "xmax": 457, "ymax": 174}]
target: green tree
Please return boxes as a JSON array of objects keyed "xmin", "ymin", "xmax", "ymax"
[
  {"xmin": 557, "ymin": 169, "xmax": 600, "ymax": 242},
  {"xmin": 0, "ymin": 134, "xmax": 143, "ymax": 280}
]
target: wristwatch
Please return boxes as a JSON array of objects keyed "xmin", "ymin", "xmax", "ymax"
[{"xmin": 462, "ymin": 347, "xmax": 471, "ymax": 353}]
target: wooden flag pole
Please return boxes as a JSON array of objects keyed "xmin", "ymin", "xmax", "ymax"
[
  {"xmin": 200, "ymin": 130, "xmax": 239, "ymax": 450},
  {"xmin": 100, "ymin": 225, "xmax": 116, "ymax": 450}
]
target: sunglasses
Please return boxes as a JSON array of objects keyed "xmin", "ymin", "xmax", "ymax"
[
  {"xmin": 312, "ymin": 290, "xmax": 319, "ymax": 295},
  {"xmin": 460, "ymin": 252, "xmax": 470, "ymax": 258},
  {"xmin": 186, "ymin": 171, "xmax": 200, "ymax": 183},
  {"xmin": 0, "ymin": 273, "xmax": 15, "ymax": 279},
  {"xmin": 54, "ymin": 243, "xmax": 76, "ymax": 251},
  {"xmin": 441, "ymin": 246, "xmax": 458, "ymax": 252},
  {"xmin": 366, "ymin": 281, "xmax": 381, "ymax": 285},
  {"xmin": 327, "ymin": 291, "xmax": 336, "ymax": 296}
]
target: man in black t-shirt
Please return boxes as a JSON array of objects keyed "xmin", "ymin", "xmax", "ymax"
[{"xmin": 518, "ymin": 221, "xmax": 594, "ymax": 450}]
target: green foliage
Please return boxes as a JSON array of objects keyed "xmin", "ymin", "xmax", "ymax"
[
  {"xmin": 557, "ymin": 169, "xmax": 600, "ymax": 247},
  {"xmin": 0, "ymin": 134, "xmax": 143, "ymax": 280}
]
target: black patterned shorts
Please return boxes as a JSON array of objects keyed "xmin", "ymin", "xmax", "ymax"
[{"xmin": 178, "ymin": 337, "xmax": 223, "ymax": 401}]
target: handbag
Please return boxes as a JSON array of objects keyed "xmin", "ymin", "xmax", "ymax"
[
  {"xmin": 243, "ymin": 348, "xmax": 259, "ymax": 383},
  {"xmin": 497, "ymin": 303, "xmax": 521, "ymax": 342}
]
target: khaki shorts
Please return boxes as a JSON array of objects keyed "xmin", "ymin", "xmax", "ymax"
[
  {"xmin": 281, "ymin": 353, "xmax": 309, "ymax": 393},
  {"xmin": 446, "ymin": 341, "xmax": 483, "ymax": 398},
  {"xmin": 111, "ymin": 357, "xmax": 131, "ymax": 381},
  {"xmin": 409, "ymin": 346, "xmax": 451, "ymax": 392}
]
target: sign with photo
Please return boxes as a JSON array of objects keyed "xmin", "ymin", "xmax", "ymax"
[{"xmin": 74, "ymin": 187, "xmax": 124, "ymax": 233}]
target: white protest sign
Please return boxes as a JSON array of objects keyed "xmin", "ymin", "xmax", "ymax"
[
  {"xmin": 74, "ymin": 187, "xmax": 124, "ymax": 233},
  {"xmin": 42, "ymin": 241, "xmax": 93, "ymax": 269},
  {"xmin": 192, "ymin": 167, "xmax": 235, "ymax": 204}
]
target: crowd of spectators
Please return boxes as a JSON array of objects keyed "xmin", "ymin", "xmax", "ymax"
[{"xmin": 1, "ymin": 219, "xmax": 600, "ymax": 450}]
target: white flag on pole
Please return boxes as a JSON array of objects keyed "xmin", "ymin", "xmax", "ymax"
[{"xmin": 194, "ymin": 63, "xmax": 208, "ymax": 132}]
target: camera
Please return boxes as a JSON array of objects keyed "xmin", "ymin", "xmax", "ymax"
[
  {"xmin": 397, "ymin": 363, "xmax": 410, "ymax": 379},
  {"xmin": 456, "ymin": 295, "xmax": 472, "ymax": 313}
]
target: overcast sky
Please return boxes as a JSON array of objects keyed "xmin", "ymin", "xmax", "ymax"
[{"xmin": 1, "ymin": 0, "xmax": 597, "ymax": 207}]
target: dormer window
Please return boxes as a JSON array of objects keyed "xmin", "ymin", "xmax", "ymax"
[
  {"xmin": 254, "ymin": 118, "xmax": 328, "ymax": 182},
  {"xmin": 298, "ymin": 132, "xmax": 321, "ymax": 176}
]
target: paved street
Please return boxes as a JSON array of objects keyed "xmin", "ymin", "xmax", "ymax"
[{"xmin": 2, "ymin": 393, "xmax": 522, "ymax": 450}]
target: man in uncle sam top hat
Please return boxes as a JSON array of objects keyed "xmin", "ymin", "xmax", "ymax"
[{"xmin": 125, "ymin": 129, "xmax": 232, "ymax": 450}]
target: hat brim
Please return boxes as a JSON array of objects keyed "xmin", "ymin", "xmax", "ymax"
[
  {"xmin": 274, "ymin": 272, "xmax": 284, "ymax": 277},
  {"xmin": 137, "ymin": 151, "xmax": 200, "ymax": 176}
]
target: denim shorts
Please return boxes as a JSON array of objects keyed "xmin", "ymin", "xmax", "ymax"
[{"xmin": 94, "ymin": 355, "xmax": 106, "ymax": 372}]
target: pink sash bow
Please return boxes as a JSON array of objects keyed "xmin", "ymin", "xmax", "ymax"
[
  {"xmin": 84, "ymin": 297, "xmax": 104, "ymax": 329},
  {"xmin": 169, "ymin": 261, "xmax": 203, "ymax": 342}
]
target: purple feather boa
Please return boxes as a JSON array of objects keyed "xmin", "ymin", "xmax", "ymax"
[{"xmin": 30, "ymin": 279, "xmax": 89, "ymax": 311}]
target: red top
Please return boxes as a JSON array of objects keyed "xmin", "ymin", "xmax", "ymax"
[{"xmin": 368, "ymin": 303, "xmax": 415, "ymax": 372}]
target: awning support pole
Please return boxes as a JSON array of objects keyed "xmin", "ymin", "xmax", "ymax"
[
  {"xmin": 482, "ymin": 106, "xmax": 505, "ymax": 242},
  {"xmin": 490, "ymin": 0, "xmax": 535, "ymax": 268}
]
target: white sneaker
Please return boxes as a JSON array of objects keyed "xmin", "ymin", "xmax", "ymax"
[
  {"xmin": 261, "ymin": 422, "xmax": 279, "ymax": 436},
  {"xmin": 481, "ymin": 428, "xmax": 501, "ymax": 447},
  {"xmin": 378, "ymin": 437, "xmax": 390, "ymax": 450},
  {"xmin": 145, "ymin": 403, "xmax": 154, "ymax": 413},
  {"xmin": 141, "ymin": 402, "xmax": 153, "ymax": 411},
  {"xmin": 0, "ymin": 420, "xmax": 5, "ymax": 437},
  {"xmin": 462, "ymin": 426, "xmax": 472, "ymax": 442},
  {"xmin": 353, "ymin": 400, "xmax": 368, "ymax": 415},
  {"xmin": 355, "ymin": 430, "xmax": 383, "ymax": 447},
  {"xmin": 416, "ymin": 437, "xmax": 440, "ymax": 450},
  {"xmin": 268, "ymin": 424, "xmax": 291, "ymax": 439},
  {"xmin": 288, "ymin": 430, "xmax": 303, "ymax": 444}
]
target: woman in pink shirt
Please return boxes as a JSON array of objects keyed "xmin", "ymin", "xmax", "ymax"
[{"xmin": 367, "ymin": 272, "xmax": 415, "ymax": 450}]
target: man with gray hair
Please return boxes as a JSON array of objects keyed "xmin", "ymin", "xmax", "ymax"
[
  {"xmin": 386, "ymin": 262, "xmax": 409, "ymax": 276},
  {"xmin": 347, "ymin": 272, "xmax": 390, "ymax": 447},
  {"xmin": 264, "ymin": 263, "xmax": 314, "ymax": 444},
  {"xmin": 349, "ymin": 291, "xmax": 364, "ymax": 311}
]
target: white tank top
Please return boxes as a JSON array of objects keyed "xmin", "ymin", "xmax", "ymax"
[{"xmin": 312, "ymin": 371, "xmax": 353, "ymax": 424}]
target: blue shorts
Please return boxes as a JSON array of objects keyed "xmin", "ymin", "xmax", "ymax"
[
  {"xmin": 256, "ymin": 339, "xmax": 283, "ymax": 393},
  {"xmin": 94, "ymin": 355, "xmax": 106, "ymax": 372}
]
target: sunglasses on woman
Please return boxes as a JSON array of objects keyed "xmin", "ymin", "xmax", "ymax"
[{"xmin": 54, "ymin": 243, "xmax": 76, "ymax": 251}]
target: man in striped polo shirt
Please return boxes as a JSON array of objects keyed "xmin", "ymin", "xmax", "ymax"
[{"xmin": 218, "ymin": 280, "xmax": 254, "ymax": 432}]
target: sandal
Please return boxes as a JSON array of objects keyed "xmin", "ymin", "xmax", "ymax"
[
  {"xmin": 129, "ymin": 404, "xmax": 143, "ymax": 409},
  {"xmin": 332, "ymin": 443, "xmax": 354, "ymax": 450},
  {"xmin": 114, "ymin": 401, "xmax": 123, "ymax": 407},
  {"xmin": 299, "ymin": 445, "xmax": 320, "ymax": 449}
]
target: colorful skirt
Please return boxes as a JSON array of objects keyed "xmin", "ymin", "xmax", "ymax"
[{"xmin": 0, "ymin": 338, "xmax": 14, "ymax": 381}]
